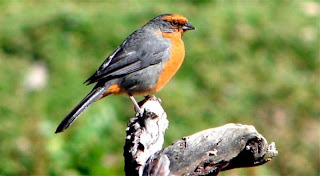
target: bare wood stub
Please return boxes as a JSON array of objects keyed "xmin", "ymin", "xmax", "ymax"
[
  {"xmin": 124, "ymin": 96, "xmax": 168, "ymax": 176},
  {"xmin": 124, "ymin": 97, "xmax": 278, "ymax": 176}
]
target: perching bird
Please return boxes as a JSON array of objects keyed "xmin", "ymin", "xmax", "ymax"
[{"xmin": 55, "ymin": 14, "xmax": 195, "ymax": 133}]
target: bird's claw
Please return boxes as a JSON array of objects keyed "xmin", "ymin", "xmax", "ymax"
[
  {"xmin": 133, "ymin": 105, "xmax": 144, "ymax": 117},
  {"xmin": 144, "ymin": 95, "xmax": 162, "ymax": 104}
]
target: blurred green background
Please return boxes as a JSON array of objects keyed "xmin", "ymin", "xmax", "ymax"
[{"xmin": 0, "ymin": 0, "xmax": 319, "ymax": 175}]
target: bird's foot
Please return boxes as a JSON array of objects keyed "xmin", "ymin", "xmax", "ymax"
[
  {"xmin": 128, "ymin": 94, "xmax": 144, "ymax": 116},
  {"xmin": 144, "ymin": 95, "xmax": 162, "ymax": 104},
  {"xmin": 134, "ymin": 105, "xmax": 144, "ymax": 117}
]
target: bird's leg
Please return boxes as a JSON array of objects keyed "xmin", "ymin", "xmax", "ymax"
[{"xmin": 128, "ymin": 93, "xmax": 144, "ymax": 115}]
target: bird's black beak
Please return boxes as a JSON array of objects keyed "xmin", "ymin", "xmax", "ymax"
[{"xmin": 182, "ymin": 22, "xmax": 195, "ymax": 31}]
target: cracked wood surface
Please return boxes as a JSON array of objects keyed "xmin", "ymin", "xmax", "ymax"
[{"xmin": 123, "ymin": 97, "xmax": 278, "ymax": 176}]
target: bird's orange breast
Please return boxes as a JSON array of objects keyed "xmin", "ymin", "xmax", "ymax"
[{"xmin": 155, "ymin": 31, "xmax": 185, "ymax": 92}]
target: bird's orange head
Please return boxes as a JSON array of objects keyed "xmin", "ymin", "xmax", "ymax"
[{"xmin": 146, "ymin": 14, "xmax": 195, "ymax": 34}]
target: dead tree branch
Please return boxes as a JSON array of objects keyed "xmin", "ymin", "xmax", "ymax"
[{"xmin": 123, "ymin": 97, "xmax": 278, "ymax": 176}]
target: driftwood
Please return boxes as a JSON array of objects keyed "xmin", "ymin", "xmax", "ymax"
[{"xmin": 123, "ymin": 96, "xmax": 278, "ymax": 176}]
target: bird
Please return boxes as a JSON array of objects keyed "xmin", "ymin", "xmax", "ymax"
[{"xmin": 55, "ymin": 13, "xmax": 195, "ymax": 133}]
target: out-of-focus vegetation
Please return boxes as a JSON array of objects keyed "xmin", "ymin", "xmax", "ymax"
[{"xmin": 0, "ymin": 1, "xmax": 319, "ymax": 175}]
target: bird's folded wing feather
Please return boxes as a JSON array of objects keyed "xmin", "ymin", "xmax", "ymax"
[{"xmin": 85, "ymin": 35, "xmax": 170, "ymax": 85}]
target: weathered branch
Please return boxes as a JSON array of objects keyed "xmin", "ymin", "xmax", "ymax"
[
  {"xmin": 123, "ymin": 97, "xmax": 278, "ymax": 176},
  {"xmin": 124, "ymin": 96, "xmax": 168, "ymax": 176}
]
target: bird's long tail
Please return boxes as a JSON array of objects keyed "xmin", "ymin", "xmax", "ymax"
[{"xmin": 55, "ymin": 86, "xmax": 107, "ymax": 133}]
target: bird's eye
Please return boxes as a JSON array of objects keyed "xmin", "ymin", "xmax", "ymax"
[{"xmin": 171, "ymin": 21, "xmax": 179, "ymax": 26}]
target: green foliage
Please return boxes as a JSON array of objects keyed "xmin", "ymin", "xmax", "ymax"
[{"xmin": 0, "ymin": 1, "xmax": 319, "ymax": 175}]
